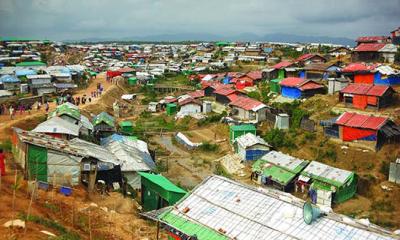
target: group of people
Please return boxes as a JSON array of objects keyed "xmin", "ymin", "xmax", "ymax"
[{"xmin": 0, "ymin": 101, "xmax": 50, "ymax": 120}]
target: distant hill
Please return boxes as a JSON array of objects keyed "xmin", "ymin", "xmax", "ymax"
[{"xmin": 67, "ymin": 33, "xmax": 354, "ymax": 46}]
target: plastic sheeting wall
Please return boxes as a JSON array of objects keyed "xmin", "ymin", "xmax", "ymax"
[
  {"xmin": 28, "ymin": 145, "xmax": 47, "ymax": 182},
  {"xmin": 342, "ymin": 126, "xmax": 377, "ymax": 141},
  {"xmin": 47, "ymin": 151, "xmax": 82, "ymax": 186},
  {"xmin": 281, "ymin": 86, "xmax": 301, "ymax": 99},
  {"xmin": 124, "ymin": 172, "xmax": 141, "ymax": 189}
]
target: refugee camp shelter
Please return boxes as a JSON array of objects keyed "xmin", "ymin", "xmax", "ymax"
[
  {"xmin": 374, "ymin": 65, "xmax": 400, "ymax": 85},
  {"xmin": 229, "ymin": 124, "xmax": 256, "ymax": 143},
  {"xmin": 334, "ymin": 112, "xmax": 400, "ymax": 150},
  {"xmin": 142, "ymin": 175, "xmax": 395, "ymax": 240},
  {"xmin": 353, "ymin": 43, "xmax": 397, "ymax": 63},
  {"xmin": 341, "ymin": 63, "xmax": 376, "ymax": 84},
  {"xmin": 295, "ymin": 54, "xmax": 327, "ymax": 65},
  {"xmin": 49, "ymin": 102, "xmax": 81, "ymax": 124},
  {"xmin": 280, "ymin": 77, "xmax": 324, "ymax": 99},
  {"xmin": 119, "ymin": 121, "xmax": 133, "ymax": 135},
  {"xmin": 214, "ymin": 87, "xmax": 237, "ymax": 104},
  {"xmin": 339, "ymin": 84, "xmax": 395, "ymax": 109},
  {"xmin": 32, "ymin": 116, "xmax": 80, "ymax": 139},
  {"xmin": 177, "ymin": 97, "xmax": 202, "ymax": 116},
  {"xmin": 229, "ymin": 96, "xmax": 267, "ymax": 123},
  {"xmin": 11, "ymin": 128, "xmax": 120, "ymax": 187},
  {"xmin": 234, "ymin": 133, "xmax": 270, "ymax": 161},
  {"xmin": 138, "ymin": 172, "xmax": 187, "ymax": 211},
  {"xmin": 102, "ymin": 135, "xmax": 155, "ymax": 189},
  {"xmin": 299, "ymin": 161, "xmax": 357, "ymax": 205},
  {"xmin": 92, "ymin": 112, "xmax": 116, "ymax": 138},
  {"xmin": 328, "ymin": 78, "xmax": 349, "ymax": 94},
  {"xmin": 0, "ymin": 75, "xmax": 20, "ymax": 91},
  {"xmin": 166, "ymin": 103, "xmax": 177, "ymax": 116},
  {"xmin": 251, "ymin": 151, "xmax": 309, "ymax": 191},
  {"xmin": 12, "ymin": 128, "xmax": 83, "ymax": 185}
]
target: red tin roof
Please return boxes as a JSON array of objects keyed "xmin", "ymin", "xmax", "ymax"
[
  {"xmin": 272, "ymin": 61, "xmax": 293, "ymax": 69},
  {"xmin": 229, "ymin": 95, "xmax": 266, "ymax": 111},
  {"xmin": 335, "ymin": 112, "xmax": 387, "ymax": 130},
  {"xmin": 354, "ymin": 43, "xmax": 386, "ymax": 52}
]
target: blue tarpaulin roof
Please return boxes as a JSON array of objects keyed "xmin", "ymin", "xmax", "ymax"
[
  {"xmin": 15, "ymin": 69, "xmax": 37, "ymax": 76},
  {"xmin": 0, "ymin": 75, "xmax": 20, "ymax": 83}
]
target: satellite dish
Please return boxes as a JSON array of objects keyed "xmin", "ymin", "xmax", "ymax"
[{"xmin": 303, "ymin": 202, "xmax": 322, "ymax": 225}]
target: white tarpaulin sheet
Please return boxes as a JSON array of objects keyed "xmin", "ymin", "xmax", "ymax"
[
  {"xmin": 164, "ymin": 176, "xmax": 395, "ymax": 240},
  {"xmin": 47, "ymin": 150, "xmax": 82, "ymax": 186}
]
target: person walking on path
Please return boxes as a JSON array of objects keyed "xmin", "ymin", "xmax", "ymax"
[
  {"xmin": 45, "ymin": 102, "xmax": 49, "ymax": 113},
  {"xmin": 9, "ymin": 105, "xmax": 14, "ymax": 120}
]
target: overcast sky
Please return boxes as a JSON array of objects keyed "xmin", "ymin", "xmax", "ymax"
[{"xmin": 0, "ymin": 0, "xmax": 399, "ymax": 41}]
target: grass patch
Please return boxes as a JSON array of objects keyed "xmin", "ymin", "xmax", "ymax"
[
  {"xmin": 371, "ymin": 200, "xmax": 395, "ymax": 212},
  {"xmin": 0, "ymin": 139, "xmax": 12, "ymax": 152},
  {"xmin": 197, "ymin": 112, "xmax": 227, "ymax": 127}
]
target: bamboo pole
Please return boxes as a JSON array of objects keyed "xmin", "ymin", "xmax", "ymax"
[{"xmin": 24, "ymin": 180, "xmax": 36, "ymax": 235}]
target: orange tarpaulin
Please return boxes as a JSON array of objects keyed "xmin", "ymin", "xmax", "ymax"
[
  {"xmin": 367, "ymin": 96, "xmax": 377, "ymax": 106},
  {"xmin": 354, "ymin": 74, "xmax": 374, "ymax": 84},
  {"xmin": 352, "ymin": 95, "xmax": 368, "ymax": 109}
]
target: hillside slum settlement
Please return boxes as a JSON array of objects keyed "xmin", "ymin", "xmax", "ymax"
[{"xmin": 0, "ymin": 27, "xmax": 400, "ymax": 239}]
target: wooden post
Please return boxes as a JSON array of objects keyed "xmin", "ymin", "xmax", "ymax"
[
  {"xmin": 88, "ymin": 208, "xmax": 92, "ymax": 240},
  {"xmin": 24, "ymin": 180, "xmax": 36, "ymax": 235},
  {"xmin": 12, "ymin": 169, "xmax": 17, "ymax": 220},
  {"xmin": 156, "ymin": 220, "xmax": 160, "ymax": 240}
]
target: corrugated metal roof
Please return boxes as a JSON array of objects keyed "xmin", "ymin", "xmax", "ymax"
[
  {"xmin": 229, "ymin": 95, "xmax": 266, "ymax": 111},
  {"xmin": 280, "ymin": 77, "xmax": 304, "ymax": 87},
  {"xmin": 302, "ymin": 161, "xmax": 353, "ymax": 187},
  {"xmin": 354, "ymin": 43, "xmax": 385, "ymax": 52},
  {"xmin": 153, "ymin": 175, "xmax": 395, "ymax": 240},
  {"xmin": 298, "ymin": 81, "xmax": 324, "ymax": 91},
  {"xmin": 341, "ymin": 84, "xmax": 371, "ymax": 95},
  {"xmin": 335, "ymin": 112, "xmax": 388, "ymax": 130},
  {"xmin": 235, "ymin": 133, "xmax": 269, "ymax": 148},
  {"xmin": 214, "ymin": 87, "xmax": 236, "ymax": 96},
  {"xmin": 187, "ymin": 90, "xmax": 204, "ymax": 99},
  {"xmin": 356, "ymin": 36, "xmax": 389, "ymax": 42},
  {"xmin": 258, "ymin": 151, "xmax": 309, "ymax": 173},
  {"xmin": 341, "ymin": 63, "xmax": 376, "ymax": 73},
  {"xmin": 272, "ymin": 60, "xmax": 293, "ymax": 69}
]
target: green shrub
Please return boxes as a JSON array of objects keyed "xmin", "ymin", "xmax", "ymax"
[
  {"xmin": 263, "ymin": 128, "xmax": 297, "ymax": 150},
  {"xmin": 199, "ymin": 141, "xmax": 219, "ymax": 152},
  {"xmin": 380, "ymin": 161, "xmax": 390, "ymax": 178},
  {"xmin": 0, "ymin": 139, "xmax": 12, "ymax": 152}
]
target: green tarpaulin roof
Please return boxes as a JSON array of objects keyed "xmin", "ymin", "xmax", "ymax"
[
  {"xmin": 92, "ymin": 112, "xmax": 115, "ymax": 127},
  {"xmin": 49, "ymin": 104, "xmax": 81, "ymax": 120},
  {"xmin": 160, "ymin": 211, "xmax": 228, "ymax": 240},
  {"xmin": 16, "ymin": 61, "xmax": 46, "ymax": 67},
  {"xmin": 230, "ymin": 124, "xmax": 256, "ymax": 132},
  {"xmin": 262, "ymin": 165, "xmax": 296, "ymax": 186},
  {"xmin": 138, "ymin": 172, "xmax": 186, "ymax": 194}
]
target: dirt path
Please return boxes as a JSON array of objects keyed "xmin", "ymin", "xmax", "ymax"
[{"xmin": 0, "ymin": 73, "xmax": 112, "ymax": 142}]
